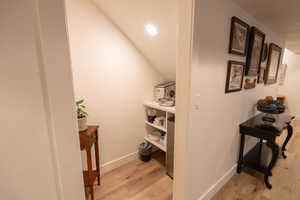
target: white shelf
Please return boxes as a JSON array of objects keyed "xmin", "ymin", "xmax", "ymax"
[
  {"xmin": 145, "ymin": 121, "xmax": 167, "ymax": 132},
  {"xmin": 144, "ymin": 137, "xmax": 166, "ymax": 152},
  {"xmin": 144, "ymin": 101, "xmax": 175, "ymax": 114},
  {"xmin": 143, "ymin": 101, "xmax": 175, "ymax": 154}
]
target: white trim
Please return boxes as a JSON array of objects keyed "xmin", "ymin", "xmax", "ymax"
[
  {"xmin": 173, "ymin": 0, "xmax": 195, "ymax": 199},
  {"xmin": 100, "ymin": 151, "xmax": 139, "ymax": 175},
  {"xmin": 33, "ymin": 1, "xmax": 86, "ymax": 199},
  {"xmin": 33, "ymin": 1, "xmax": 65, "ymax": 199},
  {"xmin": 197, "ymin": 164, "xmax": 237, "ymax": 200}
]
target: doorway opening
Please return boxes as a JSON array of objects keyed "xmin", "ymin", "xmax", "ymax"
[{"xmin": 65, "ymin": 0, "xmax": 178, "ymax": 199}]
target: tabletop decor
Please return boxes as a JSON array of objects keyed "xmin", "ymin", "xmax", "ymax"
[
  {"xmin": 76, "ymin": 99, "xmax": 88, "ymax": 132},
  {"xmin": 257, "ymin": 96, "xmax": 285, "ymax": 122}
]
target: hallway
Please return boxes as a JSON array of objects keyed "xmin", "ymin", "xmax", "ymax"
[{"xmin": 212, "ymin": 120, "xmax": 300, "ymax": 200}]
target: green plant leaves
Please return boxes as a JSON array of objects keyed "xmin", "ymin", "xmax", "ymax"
[
  {"xmin": 76, "ymin": 99, "xmax": 84, "ymax": 105},
  {"xmin": 76, "ymin": 99, "xmax": 88, "ymax": 118}
]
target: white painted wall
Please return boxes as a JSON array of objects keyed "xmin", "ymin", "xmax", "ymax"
[
  {"xmin": 0, "ymin": 0, "xmax": 85, "ymax": 200},
  {"xmin": 279, "ymin": 49, "xmax": 300, "ymax": 119},
  {"xmin": 66, "ymin": 0, "xmax": 164, "ymax": 173},
  {"xmin": 185, "ymin": 0, "xmax": 285, "ymax": 199}
]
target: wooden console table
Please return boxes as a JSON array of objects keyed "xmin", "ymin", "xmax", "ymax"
[
  {"xmin": 79, "ymin": 126, "xmax": 100, "ymax": 200},
  {"xmin": 238, "ymin": 114, "xmax": 294, "ymax": 189}
]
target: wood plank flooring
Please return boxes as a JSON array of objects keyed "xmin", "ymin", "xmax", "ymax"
[
  {"xmin": 93, "ymin": 120, "xmax": 300, "ymax": 200},
  {"xmin": 94, "ymin": 152, "xmax": 172, "ymax": 200},
  {"xmin": 212, "ymin": 120, "xmax": 300, "ymax": 200}
]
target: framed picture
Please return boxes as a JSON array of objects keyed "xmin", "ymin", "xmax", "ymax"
[
  {"xmin": 258, "ymin": 68, "xmax": 265, "ymax": 84},
  {"xmin": 261, "ymin": 43, "xmax": 269, "ymax": 62},
  {"xmin": 244, "ymin": 77, "xmax": 257, "ymax": 89},
  {"xmin": 245, "ymin": 27, "xmax": 266, "ymax": 76},
  {"xmin": 229, "ymin": 16, "xmax": 250, "ymax": 56},
  {"xmin": 265, "ymin": 43, "xmax": 282, "ymax": 85},
  {"xmin": 225, "ymin": 61, "xmax": 245, "ymax": 93},
  {"xmin": 278, "ymin": 64, "xmax": 288, "ymax": 85}
]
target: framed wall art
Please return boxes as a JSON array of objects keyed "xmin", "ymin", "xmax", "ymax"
[
  {"xmin": 258, "ymin": 68, "xmax": 265, "ymax": 84},
  {"xmin": 261, "ymin": 43, "xmax": 269, "ymax": 62},
  {"xmin": 278, "ymin": 64, "xmax": 288, "ymax": 85},
  {"xmin": 245, "ymin": 27, "xmax": 266, "ymax": 76},
  {"xmin": 229, "ymin": 16, "xmax": 250, "ymax": 56},
  {"xmin": 225, "ymin": 61, "xmax": 245, "ymax": 93},
  {"xmin": 244, "ymin": 77, "xmax": 257, "ymax": 89},
  {"xmin": 265, "ymin": 43, "xmax": 282, "ymax": 85}
]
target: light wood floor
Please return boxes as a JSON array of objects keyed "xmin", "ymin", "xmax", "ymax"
[
  {"xmin": 94, "ymin": 152, "xmax": 172, "ymax": 200},
  {"xmin": 93, "ymin": 121, "xmax": 299, "ymax": 200},
  {"xmin": 212, "ymin": 120, "xmax": 300, "ymax": 200}
]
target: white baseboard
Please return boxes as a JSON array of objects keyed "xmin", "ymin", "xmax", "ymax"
[
  {"xmin": 100, "ymin": 151, "xmax": 139, "ymax": 175},
  {"xmin": 197, "ymin": 164, "xmax": 237, "ymax": 200}
]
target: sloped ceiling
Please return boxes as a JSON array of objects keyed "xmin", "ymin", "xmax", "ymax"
[
  {"xmin": 92, "ymin": 0, "xmax": 177, "ymax": 80},
  {"xmin": 232, "ymin": 0, "xmax": 300, "ymax": 54}
]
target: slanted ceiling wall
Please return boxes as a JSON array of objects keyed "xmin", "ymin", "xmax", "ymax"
[
  {"xmin": 66, "ymin": 0, "xmax": 164, "ymax": 173},
  {"xmin": 92, "ymin": 0, "xmax": 177, "ymax": 81}
]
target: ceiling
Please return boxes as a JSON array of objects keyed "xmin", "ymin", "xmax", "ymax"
[
  {"xmin": 232, "ymin": 0, "xmax": 300, "ymax": 54},
  {"xmin": 92, "ymin": 0, "xmax": 177, "ymax": 80}
]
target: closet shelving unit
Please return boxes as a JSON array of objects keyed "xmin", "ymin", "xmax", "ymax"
[{"xmin": 143, "ymin": 101, "xmax": 175, "ymax": 152}]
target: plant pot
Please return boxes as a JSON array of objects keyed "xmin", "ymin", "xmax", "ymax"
[{"xmin": 78, "ymin": 117, "xmax": 88, "ymax": 132}]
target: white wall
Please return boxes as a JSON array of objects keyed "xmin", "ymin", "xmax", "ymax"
[
  {"xmin": 279, "ymin": 49, "xmax": 300, "ymax": 119},
  {"xmin": 0, "ymin": 0, "xmax": 85, "ymax": 200},
  {"xmin": 66, "ymin": 0, "xmax": 164, "ymax": 173},
  {"xmin": 186, "ymin": 0, "xmax": 285, "ymax": 199}
]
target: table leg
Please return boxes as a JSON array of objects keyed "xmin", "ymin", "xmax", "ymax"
[
  {"xmin": 95, "ymin": 130, "xmax": 101, "ymax": 185},
  {"xmin": 86, "ymin": 148, "xmax": 94, "ymax": 200},
  {"xmin": 258, "ymin": 139, "xmax": 263, "ymax": 162},
  {"xmin": 282, "ymin": 123, "xmax": 293, "ymax": 159},
  {"xmin": 90, "ymin": 186, "xmax": 94, "ymax": 200},
  {"xmin": 237, "ymin": 134, "xmax": 245, "ymax": 174},
  {"xmin": 86, "ymin": 147, "xmax": 93, "ymax": 179},
  {"xmin": 265, "ymin": 138, "xmax": 279, "ymax": 189}
]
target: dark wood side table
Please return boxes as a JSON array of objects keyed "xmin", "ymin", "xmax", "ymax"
[
  {"xmin": 238, "ymin": 114, "xmax": 294, "ymax": 189},
  {"xmin": 79, "ymin": 126, "xmax": 100, "ymax": 200}
]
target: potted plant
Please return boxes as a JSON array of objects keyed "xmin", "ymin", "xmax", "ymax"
[{"xmin": 76, "ymin": 99, "xmax": 88, "ymax": 132}]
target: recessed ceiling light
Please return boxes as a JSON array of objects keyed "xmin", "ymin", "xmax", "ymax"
[{"xmin": 145, "ymin": 24, "xmax": 158, "ymax": 36}]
